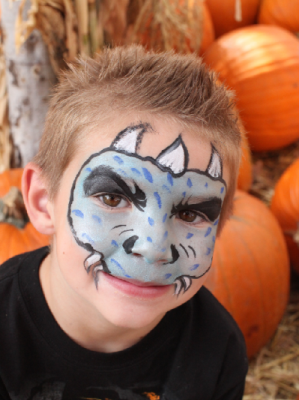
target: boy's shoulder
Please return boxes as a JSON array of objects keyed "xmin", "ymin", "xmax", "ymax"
[{"xmin": 0, "ymin": 247, "xmax": 48, "ymax": 299}]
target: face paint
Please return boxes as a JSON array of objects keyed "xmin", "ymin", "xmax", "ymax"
[{"xmin": 68, "ymin": 123, "xmax": 226, "ymax": 296}]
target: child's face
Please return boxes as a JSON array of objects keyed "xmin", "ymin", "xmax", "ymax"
[{"xmin": 48, "ymin": 115, "xmax": 228, "ymax": 329}]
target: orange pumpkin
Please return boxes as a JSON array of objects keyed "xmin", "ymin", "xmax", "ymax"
[
  {"xmin": 0, "ymin": 169, "xmax": 49, "ymax": 265},
  {"xmin": 126, "ymin": 0, "xmax": 215, "ymax": 56},
  {"xmin": 237, "ymin": 121, "xmax": 252, "ymax": 191},
  {"xmin": 205, "ymin": 190, "xmax": 290, "ymax": 358},
  {"xmin": 258, "ymin": 0, "xmax": 299, "ymax": 36},
  {"xmin": 270, "ymin": 158, "xmax": 299, "ymax": 274},
  {"xmin": 206, "ymin": 0, "xmax": 261, "ymax": 38},
  {"xmin": 204, "ymin": 25, "xmax": 299, "ymax": 151}
]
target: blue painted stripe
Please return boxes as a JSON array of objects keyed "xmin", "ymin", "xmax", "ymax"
[
  {"xmin": 186, "ymin": 233, "xmax": 194, "ymax": 239},
  {"xmin": 163, "ymin": 213, "xmax": 167, "ymax": 223},
  {"xmin": 113, "ymin": 155, "xmax": 124, "ymax": 165},
  {"xmin": 187, "ymin": 178, "xmax": 193, "ymax": 188},
  {"xmin": 142, "ymin": 168, "xmax": 153, "ymax": 183},
  {"xmin": 72, "ymin": 209, "xmax": 84, "ymax": 218},
  {"xmin": 147, "ymin": 237, "xmax": 152, "ymax": 242},
  {"xmin": 81, "ymin": 233, "xmax": 94, "ymax": 243},
  {"xmin": 111, "ymin": 240, "xmax": 118, "ymax": 247},
  {"xmin": 131, "ymin": 168, "xmax": 141, "ymax": 176},
  {"xmin": 111, "ymin": 258, "xmax": 131, "ymax": 278},
  {"xmin": 167, "ymin": 173, "xmax": 173, "ymax": 186},
  {"xmin": 205, "ymin": 227, "xmax": 212, "ymax": 237},
  {"xmin": 148, "ymin": 217, "xmax": 154, "ymax": 226},
  {"xmin": 154, "ymin": 192, "xmax": 162, "ymax": 209},
  {"xmin": 92, "ymin": 215, "xmax": 102, "ymax": 224},
  {"xmin": 164, "ymin": 273, "xmax": 172, "ymax": 279},
  {"xmin": 190, "ymin": 264, "xmax": 200, "ymax": 271}
]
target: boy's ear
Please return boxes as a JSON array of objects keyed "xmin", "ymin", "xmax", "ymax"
[{"xmin": 22, "ymin": 162, "xmax": 55, "ymax": 235}]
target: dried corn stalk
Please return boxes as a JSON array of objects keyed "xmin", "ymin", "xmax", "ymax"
[
  {"xmin": 14, "ymin": 0, "xmax": 78, "ymax": 74},
  {"xmin": 0, "ymin": 24, "xmax": 11, "ymax": 173},
  {"xmin": 126, "ymin": 0, "xmax": 203, "ymax": 54}
]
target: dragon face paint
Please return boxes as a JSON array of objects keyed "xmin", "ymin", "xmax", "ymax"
[{"xmin": 68, "ymin": 124, "xmax": 226, "ymax": 295}]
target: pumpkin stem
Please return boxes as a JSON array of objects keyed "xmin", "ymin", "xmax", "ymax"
[{"xmin": 0, "ymin": 186, "xmax": 29, "ymax": 229}]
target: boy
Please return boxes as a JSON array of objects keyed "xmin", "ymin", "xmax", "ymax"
[{"xmin": 0, "ymin": 45, "xmax": 248, "ymax": 400}]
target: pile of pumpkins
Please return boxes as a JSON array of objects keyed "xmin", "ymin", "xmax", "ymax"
[{"xmin": 1, "ymin": 0, "xmax": 299, "ymax": 359}]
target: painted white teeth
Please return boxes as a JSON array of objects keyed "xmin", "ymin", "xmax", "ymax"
[
  {"xmin": 84, "ymin": 253, "xmax": 101, "ymax": 268},
  {"xmin": 183, "ymin": 276, "xmax": 192, "ymax": 291},
  {"xmin": 174, "ymin": 279, "xmax": 182, "ymax": 296}
]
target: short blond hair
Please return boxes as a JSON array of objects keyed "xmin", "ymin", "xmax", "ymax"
[{"xmin": 33, "ymin": 45, "xmax": 241, "ymax": 232}]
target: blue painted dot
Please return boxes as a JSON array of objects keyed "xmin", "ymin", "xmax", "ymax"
[
  {"xmin": 212, "ymin": 236, "xmax": 215, "ymax": 243},
  {"xmin": 92, "ymin": 215, "xmax": 101, "ymax": 224},
  {"xmin": 72, "ymin": 209, "xmax": 84, "ymax": 218},
  {"xmin": 164, "ymin": 273, "xmax": 172, "ymax": 279},
  {"xmin": 190, "ymin": 264, "xmax": 200, "ymax": 271},
  {"xmin": 205, "ymin": 182, "xmax": 208, "ymax": 188},
  {"xmin": 182, "ymin": 191, "xmax": 186, "ymax": 198},
  {"xmin": 167, "ymin": 173, "xmax": 173, "ymax": 186},
  {"xmin": 81, "ymin": 233, "xmax": 94, "ymax": 243},
  {"xmin": 86, "ymin": 167, "xmax": 92, "ymax": 172},
  {"xmin": 220, "ymin": 187, "xmax": 225, "ymax": 194},
  {"xmin": 118, "ymin": 168, "xmax": 128, "ymax": 176},
  {"xmin": 111, "ymin": 258, "xmax": 131, "ymax": 278},
  {"xmin": 187, "ymin": 178, "xmax": 193, "ymax": 188},
  {"xmin": 131, "ymin": 168, "xmax": 141, "ymax": 176},
  {"xmin": 162, "ymin": 185, "xmax": 171, "ymax": 193},
  {"xmin": 205, "ymin": 227, "xmax": 212, "ymax": 237},
  {"xmin": 154, "ymin": 192, "xmax": 162, "ymax": 209},
  {"xmin": 111, "ymin": 240, "xmax": 118, "ymax": 247},
  {"xmin": 163, "ymin": 213, "xmax": 167, "ymax": 223},
  {"xmin": 213, "ymin": 219, "xmax": 219, "ymax": 226},
  {"xmin": 186, "ymin": 233, "xmax": 194, "ymax": 239},
  {"xmin": 163, "ymin": 231, "xmax": 168, "ymax": 240},
  {"xmin": 148, "ymin": 217, "xmax": 154, "ymax": 226},
  {"xmin": 142, "ymin": 168, "xmax": 153, "ymax": 183},
  {"xmin": 147, "ymin": 237, "xmax": 152, "ymax": 242},
  {"xmin": 206, "ymin": 248, "xmax": 212, "ymax": 256},
  {"xmin": 113, "ymin": 155, "xmax": 124, "ymax": 165},
  {"xmin": 161, "ymin": 247, "xmax": 166, "ymax": 252}
]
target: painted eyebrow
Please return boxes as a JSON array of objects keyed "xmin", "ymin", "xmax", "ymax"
[
  {"xmin": 171, "ymin": 197, "xmax": 222, "ymax": 222},
  {"xmin": 83, "ymin": 165, "xmax": 147, "ymax": 211}
]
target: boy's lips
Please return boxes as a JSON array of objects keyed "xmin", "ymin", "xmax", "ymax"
[{"xmin": 102, "ymin": 272, "xmax": 172, "ymax": 299}]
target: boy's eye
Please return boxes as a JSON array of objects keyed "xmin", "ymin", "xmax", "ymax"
[
  {"xmin": 102, "ymin": 194, "xmax": 122, "ymax": 207},
  {"xmin": 96, "ymin": 194, "xmax": 130, "ymax": 208},
  {"xmin": 178, "ymin": 210, "xmax": 197, "ymax": 222},
  {"xmin": 178, "ymin": 210, "xmax": 207, "ymax": 224}
]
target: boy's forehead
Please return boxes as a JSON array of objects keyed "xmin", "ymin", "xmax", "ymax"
[{"xmin": 81, "ymin": 116, "xmax": 213, "ymax": 172}]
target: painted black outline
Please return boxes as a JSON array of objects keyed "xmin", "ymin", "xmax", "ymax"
[
  {"xmin": 188, "ymin": 245, "xmax": 196, "ymax": 257},
  {"xmin": 67, "ymin": 127, "xmax": 226, "ymax": 291},
  {"xmin": 112, "ymin": 224, "xmax": 126, "ymax": 230},
  {"xmin": 179, "ymin": 243, "xmax": 189, "ymax": 257}
]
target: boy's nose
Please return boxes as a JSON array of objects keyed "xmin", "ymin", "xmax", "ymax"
[{"xmin": 122, "ymin": 234, "xmax": 174, "ymax": 265}]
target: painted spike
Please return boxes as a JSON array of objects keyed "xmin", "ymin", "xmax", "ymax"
[
  {"xmin": 84, "ymin": 252, "xmax": 102, "ymax": 273},
  {"xmin": 174, "ymin": 278, "xmax": 183, "ymax": 296},
  {"xmin": 182, "ymin": 276, "xmax": 192, "ymax": 291},
  {"xmin": 156, "ymin": 136, "xmax": 188, "ymax": 174},
  {"xmin": 112, "ymin": 125, "xmax": 146, "ymax": 153},
  {"xmin": 207, "ymin": 146, "xmax": 222, "ymax": 178}
]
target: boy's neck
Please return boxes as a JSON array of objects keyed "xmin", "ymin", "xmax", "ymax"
[{"xmin": 39, "ymin": 253, "xmax": 165, "ymax": 353}]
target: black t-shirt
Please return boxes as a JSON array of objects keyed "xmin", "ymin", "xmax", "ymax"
[{"xmin": 0, "ymin": 248, "xmax": 248, "ymax": 400}]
